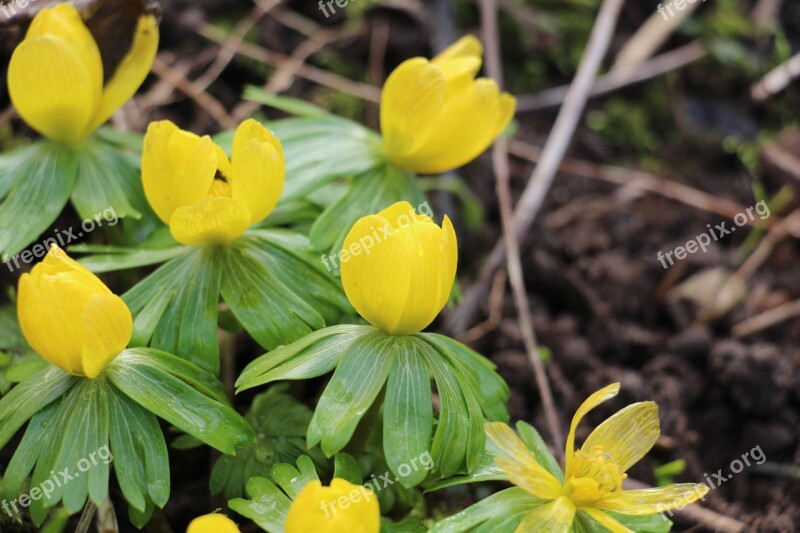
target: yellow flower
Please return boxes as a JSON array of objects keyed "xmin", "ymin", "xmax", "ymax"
[
  {"xmin": 340, "ymin": 201, "xmax": 457, "ymax": 336},
  {"xmin": 285, "ymin": 478, "xmax": 380, "ymax": 533},
  {"xmin": 485, "ymin": 383, "xmax": 710, "ymax": 532},
  {"xmin": 17, "ymin": 245, "xmax": 132, "ymax": 379},
  {"xmin": 380, "ymin": 35, "xmax": 516, "ymax": 174},
  {"xmin": 186, "ymin": 514, "xmax": 240, "ymax": 533},
  {"xmin": 7, "ymin": 3, "xmax": 158, "ymax": 145},
  {"xmin": 142, "ymin": 119, "xmax": 285, "ymax": 247}
]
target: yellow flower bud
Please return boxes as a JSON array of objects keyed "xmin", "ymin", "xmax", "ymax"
[
  {"xmin": 17, "ymin": 245, "xmax": 132, "ymax": 379},
  {"xmin": 142, "ymin": 119, "xmax": 285, "ymax": 247},
  {"xmin": 340, "ymin": 201, "xmax": 457, "ymax": 336},
  {"xmin": 186, "ymin": 514, "xmax": 240, "ymax": 533},
  {"xmin": 7, "ymin": 4, "xmax": 159, "ymax": 145},
  {"xmin": 285, "ymin": 478, "xmax": 380, "ymax": 533},
  {"xmin": 380, "ymin": 36, "xmax": 516, "ymax": 174}
]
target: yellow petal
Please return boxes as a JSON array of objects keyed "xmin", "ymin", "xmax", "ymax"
[
  {"xmin": 580, "ymin": 508, "xmax": 635, "ymax": 533},
  {"xmin": 581, "ymin": 402, "xmax": 660, "ymax": 473},
  {"xmin": 285, "ymin": 478, "xmax": 380, "ymax": 533},
  {"xmin": 231, "ymin": 119, "xmax": 285, "ymax": 224},
  {"xmin": 515, "ymin": 497, "xmax": 575, "ymax": 533},
  {"xmin": 81, "ymin": 293, "xmax": 132, "ymax": 379},
  {"xmin": 380, "ymin": 58, "xmax": 446, "ymax": 162},
  {"xmin": 142, "ymin": 122, "xmax": 218, "ymax": 224},
  {"xmin": 565, "ymin": 383, "xmax": 621, "ymax": 478},
  {"xmin": 598, "ymin": 483, "xmax": 709, "ymax": 516},
  {"xmin": 17, "ymin": 245, "xmax": 127, "ymax": 378},
  {"xmin": 340, "ymin": 202, "xmax": 457, "ymax": 335},
  {"xmin": 433, "ymin": 35, "xmax": 483, "ymax": 63},
  {"xmin": 186, "ymin": 513, "xmax": 241, "ymax": 533},
  {"xmin": 169, "ymin": 197, "xmax": 250, "ymax": 247},
  {"xmin": 485, "ymin": 422, "xmax": 563, "ymax": 500},
  {"xmin": 86, "ymin": 14, "xmax": 159, "ymax": 135},
  {"xmin": 398, "ymin": 79, "xmax": 515, "ymax": 174},
  {"xmin": 26, "ymin": 3, "xmax": 103, "ymax": 98},
  {"xmin": 8, "ymin": 36, "xmax": 98, "ymax": 144}
]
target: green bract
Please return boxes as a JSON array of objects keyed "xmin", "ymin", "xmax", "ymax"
[
  {"xmin": 0, "ymin": 348, "xmax": 254, "ymax": 527},
  {"xmin": 237, "ymin": 326, "xmax": 510, "ymax": 487}
]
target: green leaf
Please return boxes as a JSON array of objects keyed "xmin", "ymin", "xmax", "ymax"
[
  {"xmin": 0, "ymin": 305, "xmax": 27, "ymax": 350},
  {"xmin": 229, "ymin": 476, "xmax": 292, "ymax": 533},
  {"xmin": 0, "ymin": 366, "xmax": 78, "ymax": 449},
  {"xmin": 73, "ymin": 244, "xmax": 188, "ymax": 273},
  {"xmin": 384, "ymin": 339, "xmax": 432, "ymax": 487},
  {"xmin": 0, "ymin": 141, "xmax": 78, "ymax": 259},
  {"xmin": 516, "ymin": 421, "xmax": 564, "ymax": 483},
  {"xmin": 244, "ymin": 86, "xmax": 331, "ymax": 118},
  {"xmin": 107, "ymin": 349, "xmax": 254, "ymax": 454},
  {"xmin": 429, "ymin": 487, "xmax": 543, "ymax": 533},
  {"xmin": 307, "ymin": 331, "xmax": 394, "ymax": 456},
  {"xmin": 108, "ymin": 386, "xmax": 170, "ymax": 510},
  {"xmin": 309, "ymin": 165, "xmax": 426, "ymax": 255},
  {"xmin": 270, "ymin": 116, "xmax": 382, "ymax": 201},
  {"xmin": 70, "ymin": 139, "xmax": 140, "ymax": 221},
  {"xmin": 333, "ymin": 453, "xmax": 363, "ymax": 485},
  {"xmin": 123, "ymin": 248, "xmax": 222, "ymax": 373},
  {"xmin": 236, "ymin": 325, "xmax": 370, "ymax": 391},
  {"xmin": 270, "ymin": 455, "xmax": 319, "ymax": 499},
  {"xmin": 221, "ymin": 236, "xmax": 328, "ymax": 351}
]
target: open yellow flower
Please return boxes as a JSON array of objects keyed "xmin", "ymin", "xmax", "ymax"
[
  {"xmin": 7, "ymin": 3, "xmax": 158, "ymax": 145},
  {"xmin": 340, "ymin": 201, "xmax": 457, "ymax": 336},
  {"xmin": 485, "ymin": 383, "xmax": 709, "ymax": 532},
  {"xmin": 186, "ymin": 514, "xmax": 240, "ymax": 533},
  {"xmin": 380, "ymin": 35, "xmax": 516, "ymax": 174},
  {"xmin": 17, "ymin": 245, "xmax": 132, "ymax": 379},
  {"xmin": 285, "ymin": 478, "xmax": 380, "ymax": 533},
  {"xmin": 142, "ymin": 119, "xmax": 285, "ymax": 246}
]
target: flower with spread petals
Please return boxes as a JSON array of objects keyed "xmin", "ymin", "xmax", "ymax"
[
  {"xmin": 17, "ymin": 245, "xmax": 132, "ymax": 379},
  {"xmin": 484, "ymin": 383, "xmax": 709, "ymax": 532},
  {"xmin": 340, "ymin": 201, "xmax": 457, "ymax": 335},
  {"xmin": 285, "ymin": 478, "xmax": 380, "ymax": 533},
  {"xmin": 142, "ymin": 119, "xmax": 285, "ymax": 246},
  {"xmin": 380, "ymin": 35, "xmax": 516, "ymax": 174},
  {"xmin": 7, "ymin": 3, "xmax": 158, "ymax": 145},
  {"xmin": 186, "ymin": 514, "xmax": 240, "ymax": 533}
]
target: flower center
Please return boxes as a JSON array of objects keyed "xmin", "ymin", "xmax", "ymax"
[
  {"xmin": 565, "ymin": 445, "xmax": 626, "ymax": 506},
  {"xmin": 208, "ymin": 172, "xmax": 231, "ymax": 197}
]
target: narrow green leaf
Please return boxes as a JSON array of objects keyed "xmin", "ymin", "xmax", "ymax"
[
  {"xmin": 516, "ymin": 421, "xmax": 564, "ymax": 483},
  {"xmin": 229, "ymin": 477, "xmax": 292, "ymax": 533},
  {"xmin": 333, "ymin": 453, "xmax": 363, "ymax": 485},
  {"xmin": 384, "ymin": 339, "xmax": 432, "ymax": 487},
  {"xmin": 429, "ymin": 488, "xmax": 542, "ymax": 533},
  {"xmin": 307, "ymin": 332, "xmax": 394, "ymax": 455},
  {"xmin": 107, "ymin": 352, "xmax": 254, "ymax": 454},
  {"xmin": 244, "ymin": 87, "xmax": 330, "ymax": 118},
  {"xmin": 0, "ymin": 366, "xmax": 78, "ymax": 449},
  {"xmin": 71, "ymin": 139, "xmax": 140, "ymax": 221},
  {"xmin": 270, "ymin": 455, "xmax": 319, "ymax": 500},
  {"xmin": 75, "ymin": 245, "xmax": 187, "ymax": 273},
  {"xmin": 0, "ymin": 142, "xmax": 78, "ymax": 259}
]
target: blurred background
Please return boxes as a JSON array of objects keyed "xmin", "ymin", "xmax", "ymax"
[{"xmin": 1, "ymin": 0, "xmax": 800, "ymax": 531}]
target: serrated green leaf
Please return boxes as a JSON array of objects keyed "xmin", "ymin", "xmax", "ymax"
[
  {"xmin": 230, "ymin": 476, "xmax": 292, "ymax": 532},
  {"xmin": 271, "ymin": 455, "xmax": 319, "ymax": 500}
]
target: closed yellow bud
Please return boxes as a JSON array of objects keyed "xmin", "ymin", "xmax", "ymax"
[
  {"xmin": 380, "ymin": 35, "xmax": 516, "ymax": 174},
  {"xmin": 186, "ymin": 514, "xmax": 240, "ymax": 533},
  {"xmin": 7, "ymin": 4, "xmax": 159, "ymax": 145},
  {"xmin": 285, "ymin": 478, "xmax": 380, "ymax": 533},
  {"xmin": 17, "ymin": 245, "xmax": 132, "ymax": 379},
  {"xmin": 142, "ymin": 119, "xmax": 285, "ymax": 247},
  {"xmin": 340, "ymin": 201, "xmax": 457, "ymax": 336}
]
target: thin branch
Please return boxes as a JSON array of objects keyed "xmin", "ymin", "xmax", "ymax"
[
  {"xmin": 448, "ymin": 0, "xmax": 627, "ymax": 334},
  {"xmin": 479, "ymin": 0, "xmax": 563, "ymax": 453},
  {"xmin": 732, "ymin": 298, "xmax": 800, "ymax": 338},
  {"xmin": 517, "ymin": 41, "xmax": 707, "ymax": 112}
]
